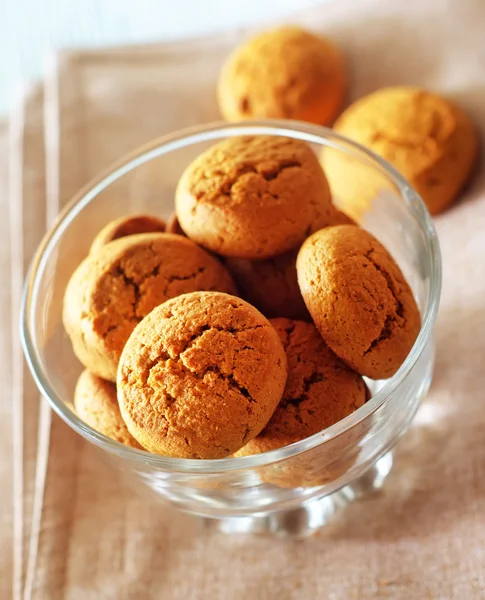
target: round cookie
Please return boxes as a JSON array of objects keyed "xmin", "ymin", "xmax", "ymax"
[
  {"xmin": 89, "ymin": 214, "xmax": 166, "ymax": 254},
  {"xmin": 323, "ymin": 87, "xmax": 479, "ymax": 215},
  {"xmin": 225, "ymin": 206, "xmax": 356, "ymax": 320},
  {"xmin": 165, "ymin": 213, "xmax": 186, "ymax": 236},
  {"xmin": 63, "ymin": 233, "xmax": 237, "ymax": 382},
  {"xmin": 217, "ymin": 26, "xmax": 346, "ymax": 125},
  {"xmin": 296, "ymin": 225, "xmax": 421, "ymax": 379},
  {"xmin": 225, "ymin": 249, "xmax": 309, "ymax": 320},
  {"xmin": 176, "ymin": 135, "xmax": 333, "ymax": 259},
  {"xmin": 117, "ymin": 291, "xmax": 288, "ymax": 459},
  {"xmin": 236, "ymin": 318, "xmax": 366, "ymax": 455},
  {"xmin": 74, "ymin": 369, "xmax": 142, "ymax": 448}
]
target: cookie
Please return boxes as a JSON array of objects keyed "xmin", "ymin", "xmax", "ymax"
[
  {"xmin": 323, "ymin": 87, "xmax": 479, "ymax": 215},
  {"xmin": 63, "ymin": 233, "xmax": 237, "ymax": 382},
  {"xmin": 236, "ymin": 319, "xmax": 367, "ymax": 488},
  {"xmin": 165, "ymin": 213, "xmax": 186, "ymax": 236},
  {"xmin": 117, "ymin": 291, "xmax": 288, "ymax": 459},
  {"xmin": 89, "ymin": 214, "xmax": 166, "ymax": 255},
  {"xmin": 176, "ymin": 135, "xmax": 333, "ymax": 259},
  {"xmin": 217, "ymin": 26, "xmax": 346, "ymax": 125},
  {"xmin": 74, "ymin": 369, "xmax": 142, "ymax": 448},
  {"xmin": 225, "ymin": 249, "xmax": 309, "ymax": 321},
  {"xmin": 296, "ymin": 225, "xmax": 421, "ymax": 379},
  {"xmin": 224, "ymin": 206, "xmax": 356, "ymax": 320},
  {"xmin": 237, "ymin": 318, "xmax": 366, "ymax": 455}
]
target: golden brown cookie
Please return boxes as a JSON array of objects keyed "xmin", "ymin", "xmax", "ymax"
[
  {"xmin": 165, "ymin": 213, "xmax": 186, "ymax": 236},
  {"xmin": 296, "ymin": 225, "xmax": 421, "ymax": 379},
  {"xmin": 63, "ymin": 233, "xmax": 237, "ymax": 382},
  {"xmin": 224, "ymin": 206, "xmax": 356, "ymax": 319},
  {"xmin": 176, "ymin": 135, "xmax": 333, "ymax": 259},
  {"xmin": 244, "ymin": 423, "xmax": 367, "ymax": 489},
  {"xmin": 89, "ymin": 214, "xmax": 166, "ymax": 254},
  {"xmin": 117, "ymin": 291, "xmax": 288, "ymax": 459},
  {"xmin": 225, "ymin": 249, "xmax": 309, "ymax": 320},
  {"xmin": 323, "ymin": 87, "xmax": 479, "ymax": 215},
  {"xmin": 74, "ymin": 369, "xmax": 142, "ymax": 448},
  {"xmin": 237, "ymin": 318, "xmax": 366, "ymax": 454},
  {"xmin": 236, "ymin": 318, "xmax": 367, "ymax": 488},
  {"xmin": 218, "ymin": 26, "xmax": 346, "ymax": 125}
]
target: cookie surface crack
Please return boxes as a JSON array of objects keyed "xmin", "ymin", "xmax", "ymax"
[
  {"xmin": 179, "ymin": 323, "xmax": 265, "ymax": 355},
  {"xmin": 283, "ymin": 370, "xmax": 325, "ymax": 408},
  {"xmin": 362, "ymin": 249, "xmax": 406, "ymax": 356},
  {"xmin": 112, "ymin": 259, "xmax": 162, "ymax": 321},
  {"xmin": 199, "ymin": 158, "xmax": 304, "ymax": 203},
  {"xmin": 163, "ymin": 265, "xmax": 207, "ymax": 296},
  {"xmin": 182, "ymin": 363, "xmax": 256, "ymax": 403}
]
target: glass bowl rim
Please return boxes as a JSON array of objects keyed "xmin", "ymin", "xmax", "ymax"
[{"xmin": 21, "ymin": 119, "xmax": 442, "ymax": 474}]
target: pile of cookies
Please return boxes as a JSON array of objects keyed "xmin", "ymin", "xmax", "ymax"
[
  {"xmin": 218, "ymin": 26, "xmax": 478, "ymax": 216},
  {"xmin": 65, "ymin": 135, "xmax": 421, "ymax": 461}
]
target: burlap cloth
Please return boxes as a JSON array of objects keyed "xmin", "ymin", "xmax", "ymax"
[{"xmin": 9, "ymin": 0, "xmax": 485, "ymax": 598}]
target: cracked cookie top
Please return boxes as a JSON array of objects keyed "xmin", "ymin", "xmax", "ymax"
[
  {"xmin": 117, "ymin": 291, "xmax": 288, "ymax": 459},
  {"xmin": 89, "ymin": 213, "xmax": 166, "ymax": 255},
  {"xmin": 74, "ymin": 369, "xmax": 142, "ymax": 449},
  {"xmin": 296, "ymin": 225, "xmax": 421, "ymax": 379},
  {"xmin": 236, "ymin": 318, "xmax": 366, "ymax": 456},
  {"xmin": 217, "ymin": 26, "xmax": 346, "ymax": 126},
  {"xmin": 175, "ymin": 135, "xmax": 333, "ymax": 259},
  {"xmin": 63, "ymin": 233, "xmax": 237, "ymax": 382}
]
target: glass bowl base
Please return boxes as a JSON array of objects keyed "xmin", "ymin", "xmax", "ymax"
[{"xmin": 204, "ymin": 451, "xmax": 393, "ymax": 539}]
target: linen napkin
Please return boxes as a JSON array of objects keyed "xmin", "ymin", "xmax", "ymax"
[
  {"xmin": 9, "ymin": 85, "xmax": 49, "ymax": 600},
  {"xmin": 1, "ymin": 117, "xmax": 14, "ymax": 600}
]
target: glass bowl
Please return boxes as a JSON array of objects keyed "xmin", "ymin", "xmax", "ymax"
[{"xmin": 22, "ymin": 121, "xmax": 441, "ymax": 538}]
